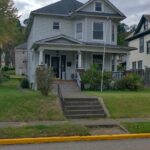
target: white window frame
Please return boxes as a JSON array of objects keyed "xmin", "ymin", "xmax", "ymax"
[
  {"xmin": 94, "ymin": 1, "xmax": 104, "ymax": 12},
  {"xmin": 53, "ymin": 22, "xmax": 60, "ymax": 30},
  {"xmin": 75, "ymin": 22, "xmax": 83, "ymax": 40},
  {"xmin": 92, "ymin": 21, "xmax": 104, "ymax": 41}
]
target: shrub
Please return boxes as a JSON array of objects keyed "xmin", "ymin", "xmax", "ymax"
[
  {"xmin": 36, "ymin": 66, "xmax": 54, "ymax": 96},
  {"xmin": 1, "ymin": 66, "xmax": 9, "ymax": 71},
  {"xmin": 116, "ymin": 73, "xmax": 143, "ymax": 91},
  {"xmin": 20, "ymin": 78, "xmax": 29, "ymax": 89},
  {"xmin": 81, "ymin": 65, "xmax": 113, "ymax": 90},
  {"xmin": 0, "ymin": 71, "xmax": 9, "ymax": 84}
]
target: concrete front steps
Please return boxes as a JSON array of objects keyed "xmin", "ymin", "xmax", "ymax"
[{"xmin": 63, "ymin": 98, "xmax": 106, "ymax": 119}]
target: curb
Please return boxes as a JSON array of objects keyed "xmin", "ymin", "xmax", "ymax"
[{"xmin": 1, "ymin": 134, "xmax": 150, "ymax": 145}]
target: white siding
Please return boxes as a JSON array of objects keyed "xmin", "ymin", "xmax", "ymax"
[
  {"xmin": 85, "ymin": 18, "xmax": 117, "ymax": 44},
  {"xmin": 127, "ymin": 34, "xmax": 150, "ymax": 70},
  {"xmin": 81, "ymin": 0, "xmax": 116, "ymax": 14}
]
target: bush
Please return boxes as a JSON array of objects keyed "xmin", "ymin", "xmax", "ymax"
[
  {"xmin": 1, "ymin": 66, "xmax": 9, "ymax": 71},
  {"xmin": 81, "ymin": 64, "xmax": 113, "ymax": 90},
  {"xmin": 0, "ymin": 71, "xmax": 10, "ymax": 84},
  {"xmin": 36, "ymin": 66, "xmax": 54, "ymax": 96},
  {"xmin": 116, "ymin": 73, "xmax": 143, "ymax": 91},
  {"xmin": 20, "ymin": 78, "xmax": 29, "ymax": 89}
]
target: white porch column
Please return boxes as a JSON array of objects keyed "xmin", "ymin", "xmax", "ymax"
[
  {"xmin": 78, "ymin": 51, "xmax": 82, "ymax": 69},
  {"xmin": 39, "ymin": 49, "xmax": 44, "ymax": 65}
]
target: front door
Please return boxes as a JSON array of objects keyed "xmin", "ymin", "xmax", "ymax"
[{"xmin": 51, "ymin": 57, "xmax": 60, "ymax": 78}]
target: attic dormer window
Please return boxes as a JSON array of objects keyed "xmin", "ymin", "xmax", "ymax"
[
  {"xmin": 95, "ymin": 2, "xmax": 102, "ymax": 12},
  {"xmin": 53, "ymin": 22, "xmax": 60, "ymax": 30},
  {"xmin": 144, "ymin": 21, "xmax": 148, "ymax": 30}
]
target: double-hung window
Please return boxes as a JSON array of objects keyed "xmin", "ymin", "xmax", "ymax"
[
  {"xmin": 144, "ymin": 21, "xmax": 148, "ymax": 30},
  {"xmin": 139, "ymin": 37, "xmax": 144, "ymax": 53},
  {"xmin": 93, "ymin": 22, "xmax": 104, "ymax": 40},
  {"xmin": 93, "ymin": 55, "xmax": 103, "ymax": 71},
  {"xmin": 76, "ymin": 23, "xmax": 83, "ymax": 39},
  {"xmin": 132, "ymin": 62, "xmax": 136, "ymax": 70},
  {"xmin": 112, "ymin": 24, "xmax": 115, "ymax": 42},
  {"xmin": 138, "ymin": 60, "xmax": 143, "ymax": 70},
  {"xmin": 53, "ymin": 22, "xmax": 60, "ymax": 30},
  {"xmin": 95, "ymin": 2, "xmax": 102, "ymax": 12},
  {"xmin": 147, "ymin": 41, "xmax": 150, "ymax": 54}
]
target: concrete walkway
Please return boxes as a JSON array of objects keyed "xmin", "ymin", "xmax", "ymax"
[
  {"xmin": 0, "ymin": 118, "xmax": 150, "ymax": 129},
  {"xmin": 53, "ymin": 80, "xmax": 96, "ymax": 98}
]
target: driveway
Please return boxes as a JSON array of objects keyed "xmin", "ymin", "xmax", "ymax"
[{"xmin": 1, "ymin": 139, "xmax": 150, "ymax": 150}]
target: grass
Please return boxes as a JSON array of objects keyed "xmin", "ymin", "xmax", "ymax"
[
  {"xmin": 0, "ymin": 123, "xmax": 90, "ymax": 139},
  {"xmin": 0, "ymin": 79, "xmax": 65, "ymax": 121},
  {"xmin": 124, "ymin": 122, "xmax": 150, "ymax": 133},
  {"xmin": 85, "ymin": 89, "xmax": 150, "ymax": 118}
]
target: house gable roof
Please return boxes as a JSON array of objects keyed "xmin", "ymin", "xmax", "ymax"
[
  {"xmin": 32, "ymin": 0, "xmax": 83, "ymax": 15},
  {"xmin": 35, "ymin": 34, "xmax": 83, "ymax": 45},
  {"xmin": 74, "ymin": 0, "xmax": 126, "ymax": 18},
  {"xmin": 15, "ymin": 43, "xmax": 27, "ymax": 50},
  {"xmin": 134, "ymin": 14, "xmax": 150, "ymax": 34},
  {"xmin": 126, "ymin": 14, "xmax": 150, "ymax": 41}
]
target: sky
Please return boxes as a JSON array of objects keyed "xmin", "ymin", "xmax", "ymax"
[{"xmin": 13, "ymin": 0, "xmax": 150, "ymax": 26}]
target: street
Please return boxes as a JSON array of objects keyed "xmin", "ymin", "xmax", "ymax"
[{"xmin": 0, "ymin": 139, "xmax": 150, "ymax": 150}]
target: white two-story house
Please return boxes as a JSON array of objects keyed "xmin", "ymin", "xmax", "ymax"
[
  {"xmin": 27, "ymin": 0, "xmax": 134, "ymax": 89},
  {"xmin": 126, "ymin": 15, "xmax": 150, "ymax": 70}
]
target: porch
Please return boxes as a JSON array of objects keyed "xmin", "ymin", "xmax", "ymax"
[
  {"xmin": 37, "ymin": 49, "xmax": 117, "ymax": 80},
  {"xmin": 33, "ymin": 34, "xmax": 134, "ymax": 81}
]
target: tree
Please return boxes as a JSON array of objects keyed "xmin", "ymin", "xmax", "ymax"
[
  {"xmin": 0, "ymin": 0, "xmax": 18, "ymax": 45},
  {"xmin": 0, "ymin": 0, "xmax": 25, "ymax": 67},
  {"xmin": 117, "ymin": 23, "xmax": 129, "ymax": 46}
]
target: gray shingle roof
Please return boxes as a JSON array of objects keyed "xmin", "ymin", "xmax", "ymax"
[
  {"xmin": 126, "ymin": 14, "xmax": 150, "ymax": 41},
  {"xmin": 15, "ymin": 43, "xmax": 27, "ymax": 49},
  {"xmin": 32, "ymin": 0, "xmax": 83, "ymax": 15}
]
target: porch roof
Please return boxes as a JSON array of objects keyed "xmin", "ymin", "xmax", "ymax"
[{"xmin": 34, "ymin": 35, "xmax": 136, "ymax": 54}]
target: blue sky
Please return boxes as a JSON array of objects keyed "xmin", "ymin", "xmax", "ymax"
[{"xmin": 13, "ymin": 0, "xmax": 150, "ymax": 26}]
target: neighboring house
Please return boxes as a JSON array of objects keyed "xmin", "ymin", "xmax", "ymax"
[
  {"xmin": 126, "ymin": 15, "xmax": 150, "ymax": 70},
  {"xmin": 27, "ymin": 0, "xmax": 134, "ymax": 89},
  {"xmin": 15, "ymin": 43, "xmax": 27, "ymax": 75}
]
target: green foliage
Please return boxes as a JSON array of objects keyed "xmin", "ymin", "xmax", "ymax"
[
  {"xmin": 0, "ymin": 123, "xmax": 90, "ymax": 138},
  {"xmin": 0, "ymin": 0, "xmax": 25, "ymax": 56},
  {"xmin": 117, "ymin": 23, "xmax": 129, "ymax": 46},
  {"xmin": 36, "ymin": 66, "xmax": 54, "ymax": 96},
  {"xmin": 81, "ymin": 65, "xmax": 113, "ymax": 90},
  {"xmin": 117, "ymin": 64, "xmax": 124, "ymax": 71},
  {"xmin": 1, "ymin": 66, "xmax": 9, "ymax": 71},
  {"xmin": 116, "ymin": 73, "xmax": 143, "ymax": 91},
  {"xmin": 20, "ymin": 78, "xmax": 29, "ymax": 89},
  {"xmin": 124, "ymin": 122, "xmax": 150, "ymax": 133},
  {"xmin": 0, "ymin": 70, "xmax": 9, "ymax": 84}
]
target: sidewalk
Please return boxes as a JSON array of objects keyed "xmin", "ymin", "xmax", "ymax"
[{"xmin": 0, "ymin": 118, "xmax": 150, "ymax": 129}]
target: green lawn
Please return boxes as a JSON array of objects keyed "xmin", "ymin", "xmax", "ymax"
[
  {"xmin": 85, "ymin": 89, "xmax": 150, "ymax": 118},
  {"xmin": 0, "ymin": 79, "xmax": 65, "ymax": 121},
  {"xmin": 0, "ymin": 123, "xmax": 90, "ymax": 139},
  {"xmin": 124, "ymin": 122, "xmax": 150, "ymax": 133}
]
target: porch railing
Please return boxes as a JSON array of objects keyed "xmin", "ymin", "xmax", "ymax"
[
  {"xmin": 112, "ymin": 71, "xmax": 124, "ymax": 80},
  {"xmin": 57, "ymin": 84, "xmax": 64, "ymax": 112}
]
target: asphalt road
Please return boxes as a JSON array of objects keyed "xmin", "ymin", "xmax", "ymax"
[{"xmin": 0, "ymin": 139, "xmax": 150, "ymax": 150}]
